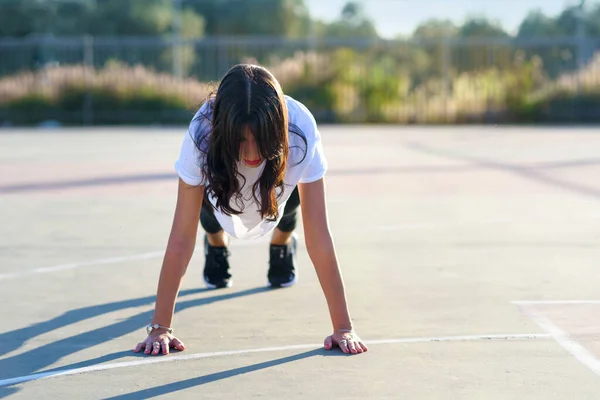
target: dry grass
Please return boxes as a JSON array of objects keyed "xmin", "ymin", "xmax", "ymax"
[
  {"xmin": 0, "ymin": 62, "xmax": 214, "ymax": 106},
  {"xmin": 2, "ymin": 48, "xmax": 600, "ymax": 124}
]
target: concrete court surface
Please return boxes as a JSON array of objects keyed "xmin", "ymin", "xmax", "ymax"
[{"xmin": 1, "ymin": 125, "xmax": 600, "ymax": 399}]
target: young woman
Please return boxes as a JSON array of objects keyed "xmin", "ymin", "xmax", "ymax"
[{"xmin": 133, "ymin": 64, "xmax": 368, "ymax": 356}]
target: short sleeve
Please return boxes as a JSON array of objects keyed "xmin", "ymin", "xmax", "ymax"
[
  {"xmin": 174, "ymin": 108, "xmax": 209, "ymax": 186},
  {"xmin": 174, "ymin": 130, "xmax": 206, "ymax": 186},
  {"xmin": 298, "ymin": 128, "xmax": 328, "ymax": 184},
  {"xmin": 288, "ymin": 97, "xmax": 328, "ymax": 184}
]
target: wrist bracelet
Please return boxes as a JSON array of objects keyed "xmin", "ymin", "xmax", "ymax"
[{"xmin": 146, "ymin": 323, "xmax": 173, "ymax": 335}]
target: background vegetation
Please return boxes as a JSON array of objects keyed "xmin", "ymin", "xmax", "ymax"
[{"xmin": 0, "ymin": 0, "xmax": 599, "ymax": 125}]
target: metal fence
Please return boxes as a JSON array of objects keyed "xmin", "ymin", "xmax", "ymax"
[{"xmin": 1, "ymin": 35, "xmax": 600, "ymax": 125}]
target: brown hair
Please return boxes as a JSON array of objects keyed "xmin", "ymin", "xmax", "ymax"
[{"xmin": 193, "ymin": 64, "xmax": 306, "ymax": 221}]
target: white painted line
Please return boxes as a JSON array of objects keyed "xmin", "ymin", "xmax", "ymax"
[
  {"xmin": 518, "ymin": 304, "xmax": 600, "ymax": 376},
  {"xmin": 0, "ymin": 333, "xmax": 550, "ymax": 387},
  {"xmin": 6, "ymin": 212, "xmax": 593, "ymax": 283},
  {"xmin": 0, "ymin": 239, "xmax": 271, "ymax": 282},
  {"xmin": 365, "ymin": 333, "xmax": 550, "ymax": 344},
  {"xmin": 512, "ymin": 300, "xmax": 600, "ymax": 305},
  {"xmin": 0, "ymin": 252, "xmax": 164, "ymax": 281}
]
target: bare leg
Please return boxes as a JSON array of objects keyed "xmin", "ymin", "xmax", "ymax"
[
  {"xmin": 270, "ymin": 228, "xmax": 293, "ymax": 246},
  {"xmin": 207, "ymin": 230, "xmax": 228, "ymax": 247}
]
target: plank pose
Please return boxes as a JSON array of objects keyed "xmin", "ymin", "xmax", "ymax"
[{"xmin": 134, "ymin": 64, "xmax": 368, "ymax": 356}]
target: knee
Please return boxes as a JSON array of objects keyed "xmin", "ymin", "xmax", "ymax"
[
  {"xmin": 276, "ymin": 211, "xmax": 297, "ymax": 233},
  {"xmin": 200, "ymin": 207, "xmax": 223, "ymax": 235}
]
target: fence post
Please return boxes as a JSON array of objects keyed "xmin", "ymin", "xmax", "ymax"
[
  {"xmin": 218, "ymin": 37, "xmax": 228, "ymax": 78},
  {"xmin": 83, "ymin": 35, "xmax": 94, "ymax": 125},
  {"xmin": 172, "ymin": 0, "xmax": 183, "ymax": 78},
  {"xmin": 442, "ymin": 37, "xmax": 451, "ymax": 123},
  {"xmin": 308, "ymin": 18, "xmax": 317, "ymax": 52},
  {"xmin": 575, "ymin": 0, "xmax": 586, "ymax": 104}
]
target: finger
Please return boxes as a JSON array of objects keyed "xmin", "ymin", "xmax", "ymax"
[
  {"xmin": 339, "ymin": 340, "xmax": 350, "ymax": 354},
  {"xmin": 171, "ymin": 338, "xmax": 185, "ymax": 351},
  {"xmin": 349, "ymin": 337, "xmax": 364, "ymax": 353},
  {"xmin": 161, "ymin": 339, "xmax": 170, "ymax": 355},
  {"xmin": 144, "ymin": 341, "xmax": 153, "ymax": 355},
  {"xmin": 133, "ymin": 342, "xmax": 145, "ymax": 353},
  {"xmin": 324, "ymin": 336, "xmax": 333, "ymax": 350},
  {"xmin": 358, "ymin": 341, "xmax": 369, "ymax": 352},
  {"xmin": 347, "ymin": 340, "xmax": 358, "ymax": 354},
  {"xmin": 151, "ymin": 341, "xmax": 161, "ymax": 356}
]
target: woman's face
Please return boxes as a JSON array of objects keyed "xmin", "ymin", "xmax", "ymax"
[{"xmin": 240, "ymin": 129, "xmax": 262, "ymax": 168}]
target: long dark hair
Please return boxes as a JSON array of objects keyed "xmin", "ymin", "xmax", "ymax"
[{"xmin": 193, "ymin": 64, "xmax": 307, "ymax": 221}]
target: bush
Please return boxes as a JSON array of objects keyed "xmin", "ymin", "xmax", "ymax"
[
  {"xmin": 261, "ymin": 47, "xmax": 552, "ymax": 124},
  {"xmin": 259, "ymin": 48, "xmax": 409, "ymax": 123},
  {"xmin": 0, "ymin": 62, "xmax": 213, "ymax": 125},
  {"xmin": 522, "ymin": 53, "xmax": 600, "ymax": 123},
  {"xmin": 2, "ymin": 49, "xmax": 600, "ymax": 126}
]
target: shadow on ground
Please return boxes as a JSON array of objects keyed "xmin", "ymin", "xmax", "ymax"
[
  {"xmin": 0, "ymin": 287, "xmax": 272, "ymax": 394},
  {"xmin": 405, "ymin": 142, "xmax": 600, "ymax": 202},
  {"xmin": 102, "ymin": 348, "xmax": 346, "ymax": 400},
  {"xmin": 3, "ymin": 156, "xmax": 599, "ymax": 195}
]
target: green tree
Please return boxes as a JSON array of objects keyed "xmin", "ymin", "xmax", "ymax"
[
  {"xmin": 87, "ymin": 0, "xmax": 174, "ymax": 36},
  {"xmin": 453, "ymin": 17, "xmax": 510, "ymax": 73},
  {"xmin": 413, "ymin": 19, "xmax": 457, "ymax": 39},
  {"xmin": 554, "ymin": 4, "xmax": 600, "ymax": 36},
  {"xmin": 516, "ymin": 5, "xmax": 600, "ymax": 78},
  {"xmin": 458, "ymin": 17, "xmax": 508, "ymax": 38},
  {"xmin": 321, "ymin": 1, "xmax": 379, "ymax": 39},
  {"xmin": 86, "ymin": 0, "xmax": 204, "ymax": 75},
  {"xmin": 517, "ymin": 9, "xmax": 563, "ymax": 37},
  {"xmin": 0, "ymin": 0, "xmax": 94, "ymax": 37},
  {"xmin": 586, "ymin": 4, "xmax": 600, "ymax": 36},
  {"xmin": 410, "ymin": 19, "xmax": 457, "ymax": 83},
  {"xmin": 0, "ymin": 0, "xmax": 205, "ymax": 37},
  {"xmin": 516, "ymin": 10, "xmax": 570, "ymax": 78},
  {"xmin": 183, "ymin": 0, "xmax": 310, "ymax": 37}
]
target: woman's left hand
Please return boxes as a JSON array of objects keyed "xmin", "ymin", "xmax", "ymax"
[{"xmin": 324, "ymin": 329, "xmax": 368, "ymax": 354}]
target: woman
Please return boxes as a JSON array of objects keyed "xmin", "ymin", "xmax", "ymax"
[{"xmin": 134, "ymin": 64, "xmax": 368, "ymax": 356}]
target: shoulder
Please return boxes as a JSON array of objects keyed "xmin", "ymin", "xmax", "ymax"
[
  {"xmin": 192, "ymin": 100, "xmax": 214, "ymax": 128},
  {"xmin": 175, "ymin": 102, "xmax": 214, "ymax": 186},
  {"xmin": 285, "ymin": 95, "xmax": 320, "ymax": 143},
  {"xmin": 285, "ymin": 95, "xmax": 316, "ymax": 126},
  {"xmin": 187, "ymin": 100, "xmax": 214, "ymax": 153},
  {"xmin": 283, "ymin": 96, "xmax": 328, "ymax": 181}
]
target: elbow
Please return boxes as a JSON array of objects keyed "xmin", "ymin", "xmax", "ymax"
[
  {"xmin": 164, "ymin": 239, "xmax": 195, "ymax": 276},
  {"xmin": 167, "ymin": 232, "xmax": 195, "ymax": 256},
  {"xmin": 304, "ymin": 228, "xmax": 334, "ymax": 257}
]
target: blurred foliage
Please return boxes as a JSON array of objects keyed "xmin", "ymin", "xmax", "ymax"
[
  {"xmin": 1, "ymin": 0, "xmax": 600, "ymax": 125},
  {"xmin": 3, "ymin": 0, "xmax": 597, "ymax": 40},
  {"xmin": 0, "ymin": 62, "xmax": 212, "ymax": 124},
  {"xmin": 3, "ymin": 47, "xmax": 600, "ymax": 126},
  {"xmin": 182, "ymin": 0, "xmax": 311, "ymax": 38}
]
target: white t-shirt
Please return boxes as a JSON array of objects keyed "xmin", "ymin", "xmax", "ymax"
[{"xmin": 174, "ymin": 95, "xmax": 328, "ymax": 240}]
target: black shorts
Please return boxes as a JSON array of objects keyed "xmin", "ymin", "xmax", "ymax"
[{"xmin": 200, "ymin": 186, "xmax": 300, "ymax": 234}]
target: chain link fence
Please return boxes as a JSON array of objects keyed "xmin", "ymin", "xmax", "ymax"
[{"xmin": 1, "ymin": 35, "xmax": 599, "ymax": 125}]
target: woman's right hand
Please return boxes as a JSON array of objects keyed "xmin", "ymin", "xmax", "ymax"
[{"xmin": 133, "ymin": 329, "xmax": 185, "ymax": 356}]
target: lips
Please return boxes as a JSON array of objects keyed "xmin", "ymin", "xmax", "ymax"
[{"xmin": 244, "ymin": 158, "xmax": 262, "ymax": 167}]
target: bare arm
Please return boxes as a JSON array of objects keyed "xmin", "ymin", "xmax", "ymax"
[
  {"xmin": 298, "ymin": 178, "xmax": 352, "ymax": 331},
  {"xmin": 152, "ymin": 178, "xmax": 204, "ymax": 328},
  {"xmin": 299, "ymin": 178, "xmax": 367, "ymax": 354}
]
